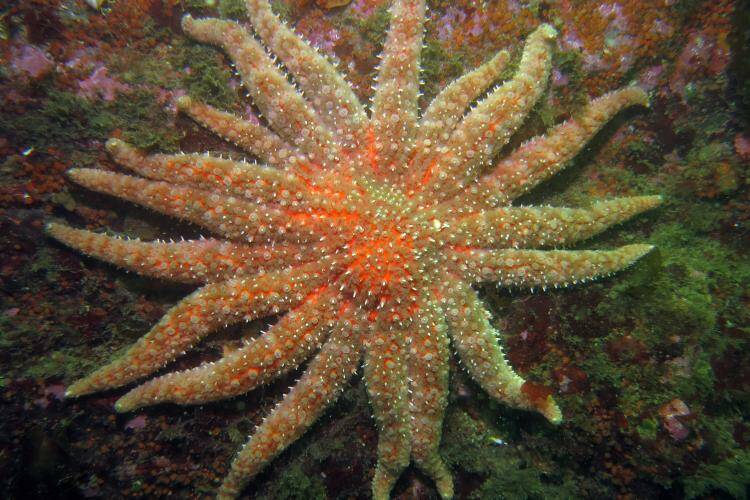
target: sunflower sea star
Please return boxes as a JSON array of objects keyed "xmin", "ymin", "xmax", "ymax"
[{"xmin": 48, "ymin": 0, "xmax": 661, "ymax": 498}]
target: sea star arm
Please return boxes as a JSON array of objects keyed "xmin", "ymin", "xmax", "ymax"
[
  {"xmin": 46, "ymin": 222, "xmax": 335, "ymax": 283},
  {"xmin": 49, "ymin": 223, "xmax": 263, "ymax": 283},
  {"xmin": 408, "ymin": 294, "xmax": 453, "ymax": 499},
  {"xmin": 181, "ymin": 15, "xmax": 337, "ymax": 166},
  {"xmin": 469, "ymin": 87, "xmax": 650, "ymax": 208},
  {"xmin": 217, "ymin": 308, "xmax": 362, "ymax": 499},
  {"xmin": 444, "ymin": 196, "xmax": 662, "ymax": 248},
  {"xmin": 370, "ymin": 0, "xmax": 426, "ymax": 174},
  {"xmin": 407, "ymin": 50, "xmax": 510, "ymax": 189},
  {"xmin": 416, "ymin": 25, "xmax": 557, "ymax": 201},
  {"xmin": 65, "ymin": 261, "xmax": 338, "ymax": 397},
  {"xmin": 115, "ymin": 287, "xmax": 341, "ymax": 411},
  {"xmin": 244, "ymin": 0, "xmax": 368, "ymax": 143},
  {"xmin": 441, "ymin": 276, "xmax": 561, "ymax": 422},
  {"xmin": 104, "ymin": 138, "xmax": 311, "ymax": 206},
  {"xmin": 452, "ymin": 244, "xmax": 654, "ymax": 289},
  {"xmin": 175, "ymin": 96, "xmax": 301, "ymax": 168},
  {"xmin": 363, "ymin": 315, "xmax": 412, "ymax": 500},
  {"xmin": 66, "ymin": 168, "xmax": 350, "ymax": 243}
]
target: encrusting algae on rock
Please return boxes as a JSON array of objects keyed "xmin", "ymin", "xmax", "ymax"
[{"xmin": 47, "ymin": 0, "xmax": 661, "ymax": 498}]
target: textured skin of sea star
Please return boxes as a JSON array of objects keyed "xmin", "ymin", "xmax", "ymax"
[{"xmin": 47, "ymin": 1, "xmax": 662, "ymax": 498}]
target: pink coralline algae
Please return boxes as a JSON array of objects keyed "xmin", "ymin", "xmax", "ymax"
[
  {"xmin": 77, "ymin": 66, "xmax": 130, "ymax": 102},
  {"xmin": 435, "ymin": 8, "xmax": 488, "ymax": 42},
  {"xmin": 436, "ymin": 8, "xmax": 466, "ymax": 42},
  {"xmin": 638, "ymin": 64, "xmax": 665, "ymax": 92},
  {"xmin": 670, "ymin": 30, "xmax": 730, "ymax": 101},
  {"xmin": 349, "ymin": 0, "xmax": 380, "ymax": 17},
  {"xmin": 34, "ymin": 384, "xmax": 66, "ymax": 409},
  {"xmin": 10, "ymin": 44, "xmax": 55, "ymax": 80},
  {"xmin": 124, "ymin": 415, "xmax": 149, "ymax": 430},
  {"xmin": 4, "ymin": 308, "xmax": 20, "ymax": 317},
  {"xmin": 734, "ymin": 134, "xmax": 750, "ymax": 160},
  {"xmin": 299, "ymin": 24, "xmax": 341, "ymax": 54}
]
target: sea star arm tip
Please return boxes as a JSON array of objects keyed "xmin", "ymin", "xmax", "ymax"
[
  {"xmin": 415, "ymin": 23, "xmax": 557, "ymax": 201},
  {"xmin": 363, "ymin": 317, "xmax": 412, "ymax": 500},
  {"xmin": 478, "ymin": 86, "xmax": 651, "ymax": 205},
  {"xmin": 408, "ymin": 296, "xmax": 453, "ymax": 499},
  {"xmin": 454, "ymin": 244, "xmax": 655, "ymax": 289},
  {"xmin": 115, "ymin": 289, "xmax": 340, "ymax": 412},
  {"xmin": 443, "ymin": 277, "xmax": 561, "ymax": 422},
  {"xmin": 446, "ymin": 194, "xmax": 662, "ymax": 249},
  {"xmin": 64, "ymin": 379, "xmax": 93, "ymax": 399},
  {"xmin": 181, "ymin": 14, "xmax": 337, "ymax": 164},
  {"xmin": 218, "ymin": 314, "xmax": 362, "ymax": 499}
]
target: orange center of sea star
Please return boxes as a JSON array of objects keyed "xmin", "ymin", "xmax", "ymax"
[{"xmin": 344, "ymin": 221, "xmax": 418, "ymax": 305}]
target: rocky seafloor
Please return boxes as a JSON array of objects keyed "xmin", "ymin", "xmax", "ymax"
[{"xmin": 0, "ymin": 0, "xmax": 748, "ymax": 498}]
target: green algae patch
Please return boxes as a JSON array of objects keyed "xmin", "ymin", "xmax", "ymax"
[
  {"xmin": 419, "ymin": 39, "xmax": 467, "ymax": 105},
  {"xmin": 269, "ymin": 0, "xmax": 293, "ymax": 24},
  {"xmin": 178, "ymin": 44, "xmax": 240, "ymax": 110},
  {"xmin": 0, "ymin": 90, "xmax": 113, "ymax": 152},
  {"xmin": 441, "ymin": 408, "xmax": 577, "ymax": 499},
  {"xmin": 226, "ymin": 422, "xmax": 248, "ymax": 445},
  {"xmin": 573, "ymin": 213, "xmax": 746, "ymax": 416},
  {"xmin": 219, "ymin": 0, "xmax": 247, "ymax": 19},
  {"xmin": 24, "ymin": 349, "xmax": 98, "ymax": 382},
  {"xmin": 679, "ymin": 141, "xmax": 740, "ymax": 198},
  {"xmin": 684, "ymin": 449, "xmax": 750, "ymax": 499},
  {"xmin": 267, "ymin": 465, "xmax": 326, "ymax": 500},
  {"xmin": 552, "ymin": 49, "xmax": 588, "ymax": 110},
  {"xmin": 356, "ymin": 4, "xmax": 390, "ymax": 47},
  {"xmin": 115, "ymin": 89, "xmax": 183, "ymax": 152},
  {"xmin": 635, "ymin": 417, "xmax": 659, "ymax": 441},
  {"xmin": 0, "ymin": 88, "xmax": 181, "ymax": 153}
]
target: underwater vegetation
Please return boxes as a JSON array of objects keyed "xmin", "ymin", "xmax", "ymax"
[{"xmin": 0, "ymin": 0, "xmax": 748, "ymax": 499}]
